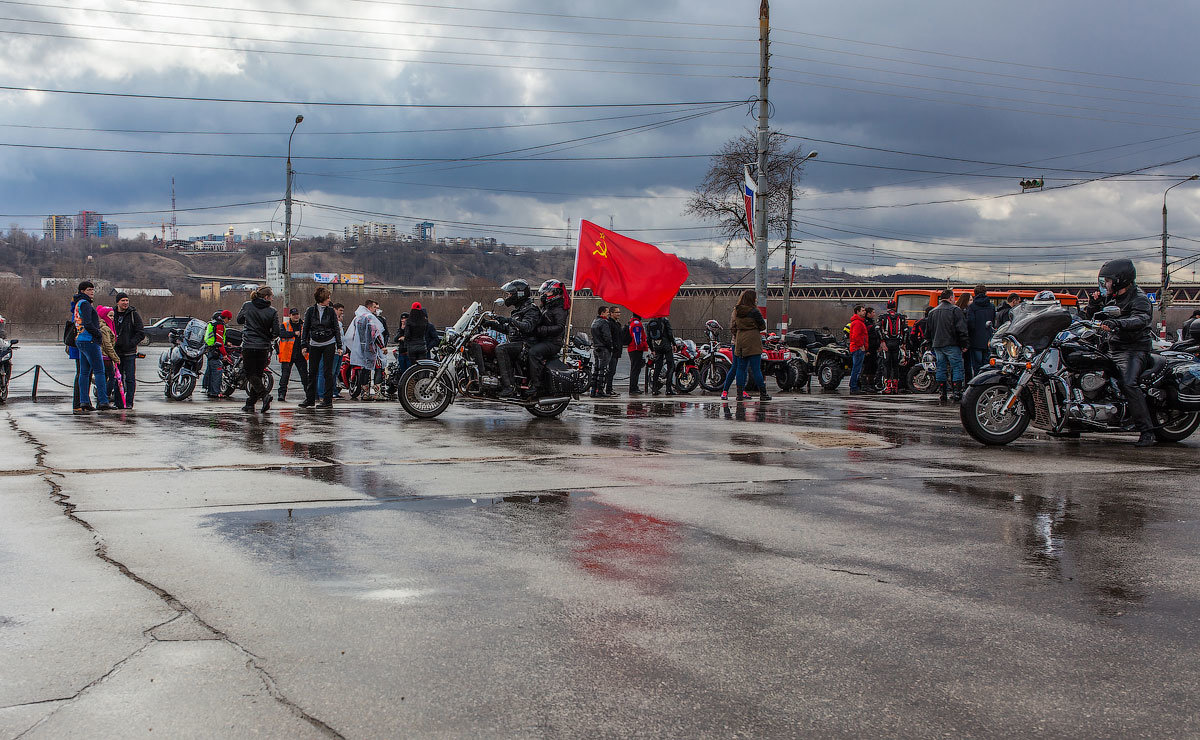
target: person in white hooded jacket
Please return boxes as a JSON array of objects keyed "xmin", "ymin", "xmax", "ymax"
[{"xmin": 344, "ymin": 299, "xmax": 385, "ymax": 400}]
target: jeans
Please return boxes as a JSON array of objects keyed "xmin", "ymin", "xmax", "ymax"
[
  {"xmin": 73, "ymin": 357, "xmax": 81, "ymax": 408},
  {"xmin": 849, "ymin": 349, "xmax": 865, "ymax": 391},
  {"xmin": 606, "ymin": 351, "xmax": 621, "ymax": 393},
  {"xmin": 967, "ymin": 348, "xmax": 988, "ymax": 379},
  {"xmin": 933, "ymin": 346, "xmax": 965, "ymax": 382},
  {"xmin": 308, "ymin": 344, "xmax": 337, "ymax": 403},
  {"xmin": 204, "ymin": 353, "xmax": 223, "ymax": 396},
  {"xmin": 77, "ymin": 339, "xmax": 109, "ymax": 407},
  {"xmin": 722, "ymin": 355, "xmax": 743, "ymax": 392},
  {"xmin": 734, "ymin": 354, "xmax": 766, "ymax": 393}
]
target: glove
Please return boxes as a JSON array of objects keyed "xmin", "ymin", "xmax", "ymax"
[{"xmin": 1101, "ymin": 320, "xmax": 1119, "ymax": 331}]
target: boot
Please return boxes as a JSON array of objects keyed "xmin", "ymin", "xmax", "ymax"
[
  {"xmin": 949, "ymin": 381, "xmax": 963, "ymax": 403},
  {"xmin": 759, "ymin": 389, "xmax": 771, "ymax": 401},
  {"xmin": 938, "ymin": 381, "xmax": 948, "ymax": 403},
  {"xmin": 1135, "ymin": 431, "xmax": 1158, "ymax": 447},
  {"xmin": 735, "ymin": 386, "xmax": 745, "ymax": 403}
]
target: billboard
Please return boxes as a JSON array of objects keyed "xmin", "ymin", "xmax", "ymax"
[
  {"xmin": 340, "ymin": 273, "xmax": 365, "ymax": 285},
  {"xmin": 306, "ymin": 272, "xmax": 365, "ymax": 284}
]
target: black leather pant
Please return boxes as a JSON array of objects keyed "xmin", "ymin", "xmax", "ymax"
[
  {"xmin": 528, "ymin": 341, "xmax": 558, "ymax": 389},
  {"xmin": 496, "ymin": 342, "xmax": 523, "ymax": 389},
  {"xmin": 1113, "ymin": 350, "xmax": 1153, "ymax": 432},
  {"xmin": 884, "ymin": 339, "xmax": 903, "ymax": 381}
]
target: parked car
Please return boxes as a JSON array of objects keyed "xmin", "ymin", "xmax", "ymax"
[{"xmin": 143, "ymin": 316, "xmax": 196, "ymax": 345}]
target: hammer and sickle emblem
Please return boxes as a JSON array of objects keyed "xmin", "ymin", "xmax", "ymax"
[{"xmin": 592, "ymin": 236, "xmax": 609, "ymax": 258}]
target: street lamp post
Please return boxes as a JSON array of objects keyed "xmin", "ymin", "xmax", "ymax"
[
  {"xmin": 1161, "ymin": 174, "xmax": 1198, "ymax": 332},
  {"xmin": 283, "ymin": 114, "xmax": 304, "ymax": 310},
  {"xmin": 781, "ymin": 150, "xmax": 818, "ymax": 332}
]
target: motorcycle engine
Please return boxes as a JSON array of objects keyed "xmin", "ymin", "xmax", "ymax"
[{"xmin": 1078, "ymin": 371, "xmax": 1108, "ymax": 400}]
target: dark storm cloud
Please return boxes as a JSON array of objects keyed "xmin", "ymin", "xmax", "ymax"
[{"xmin": 3, "ymin": 0, "xmax": 1200, "ymax": 279}]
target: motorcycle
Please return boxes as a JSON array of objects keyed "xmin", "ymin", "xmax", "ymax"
[
  {"xmin": 570, "ymin": 332, "xmax": 594, "ymax": 379},
  {"xmin": 815, "ymin": 342, "xmax": 852, "ymax": 391},
  {"xmin": 904, "ymin": 345, "xmax": 937, "ymax": 393},
  {"xmin": 960, "ymin": 304, "xmax": 1200, "ymax": 445},
  {"xmin": 396, "ymin": 302, "xmax": 587, "ymax": 419},
  {"xmin": 219, "ymin": 343, "xmax": 276, "ymax": 400},
  {"xmin": 158, "ymin": 318, "xmax": 209, "ymax": 400},
  {"xmin": 650, "ymin": 337, "xmax": 700, "ymax": 393},
  {"xmin": 697, "ymin": 322, "xmax": 732, "ymax": 392},
  {"xmin": 0, "ymin": 331, "xmax": 17, "ymax": 404}
]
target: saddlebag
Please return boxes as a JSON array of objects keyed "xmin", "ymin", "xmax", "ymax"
[
  {"xmin": 1168, "ymin": 362, "xmax": 1200, "ymax": 410},
  {"xmin": 546, "ymin": 358, "xmax": 588, "ymax": 396}
]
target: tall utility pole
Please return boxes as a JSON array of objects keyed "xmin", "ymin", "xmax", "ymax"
[
  {"xmin": 782, "ymin": 177, "xmax": 793, "ymax": 332},
  {"xmin": 1162, "ymin": 174, "xmax": 1198, "ymax": 333},
  {"xmin": 753, "ymin": 0, "xmax": 770, "ymax": 318},
  {"xmin": 170, "ymin": 177, "xmax": 177, "ymax": 242},
  {"xmin": 283, "ymin": 114, "xmax": 304, "ymax": 310}
]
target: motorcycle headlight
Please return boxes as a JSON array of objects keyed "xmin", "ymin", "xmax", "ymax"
[
  {"xmin": 1003, "ymin": 337, "xmax": 1021, "ymax": 360},
  {"xmin": 1022, "ymin": 346, "xmax": 1036, "ymax": 360}
]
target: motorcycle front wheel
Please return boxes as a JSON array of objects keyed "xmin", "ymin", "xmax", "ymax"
[
  {"xmin": 398, "ymin": 365, "xmax": 454, "ymax": 419},
  {"xmin": 0, "ymin": 367, "xmax": 9, "ymax": 403},
  {"xmin": 527, "ymin": 398, "xmax": 570, "ymax": 418},
  {"xmin": 1154, "ymin": 409, "xmax": 1200, "ymax": 442},
  {"xmin": 698, "ymin": 357, "xmax": 730, "ymax": 392},
  {"xmin": 906, "ymin": 364, "xmax": 935, "ymax": 394},
  {"xmin": 165, "ymin": 373, "xmax": 196, "ymax": 401},
  {"xmin": 960, "ymin": 383, "xmax": 1031, "ymax": 446},
  {"xmin": 675, "ymin": 364, "xmax": 699, "ymax": 394}
]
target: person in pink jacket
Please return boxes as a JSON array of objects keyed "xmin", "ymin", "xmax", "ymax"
[{"xmin": 626, "ymin": 314, "xmax": 649, "ymax": 394}]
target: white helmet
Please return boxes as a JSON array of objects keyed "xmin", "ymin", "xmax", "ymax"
[{"xmin": 1032, "ymin": 290, "xmax": 1059, "ymax": 306}]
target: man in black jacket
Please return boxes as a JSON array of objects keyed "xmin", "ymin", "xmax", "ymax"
[
  {"xmin": 606, "ymin": 306, "xmax": 625, "ymax": 396},
  {"xmin": 528, "ymin": 280, "xmax": 568, "ymax": 394},
  {"xmin": 964, "ymin": 285, "xmax": 996, "ymax": 380},
  {"xmin": 995, "ymin": 293, "xmax": 1021, "ymax": 328},
  {"xmin": 111, "ymin": 292, "xmax": 146, "ymax": 407},
  {"xmin": 646, "ymin": 315, "xmax": 676, "ymax": 395},
  {"xmin": 589, "ymin": 306, "xmax": 613, "ymax": 397},
  {"xmin": 1083, "ymin": 258, "xmax": 1156, "ymax": 446},
  {"xmin": 483, "ymin": 279, "xmax": 541, "ymax": 398},
  {"xmin": 926, "ymin": 289, "xmax": 969, "ymax": 402}
]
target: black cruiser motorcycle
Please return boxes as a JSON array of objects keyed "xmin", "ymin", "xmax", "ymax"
[
  {"xmin": 396, "ymin": 302, "xmax": 587, "ymax": 419},
  {"xmin": 960, "ymin": 304, "xmax": 1200, "ymax": 445}
]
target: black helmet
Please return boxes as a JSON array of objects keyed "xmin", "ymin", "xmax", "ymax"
[
  {"xmin": 1098, "ymin": 258, "xmax": 1136, "ymax": 294},
  {"xmin": 705, "ymin": 319, "xmax": 722, "ymax": 334},
  {"xmin": 500, "ymin": 279, "xmax": 531, "ymax": 307},
  {"xmin": 538, "ymin": 279, "xmax": 566, "ymax": 305}
]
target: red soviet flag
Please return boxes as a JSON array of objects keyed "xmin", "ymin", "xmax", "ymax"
[{"xmin": 573, "ymin": 220, "xmax": 689, "ymax": 319}]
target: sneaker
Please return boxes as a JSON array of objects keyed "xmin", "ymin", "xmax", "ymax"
[
  {"xmin": 759, "ymin": 392, "xmax": 772, "ymax": 401},
  {"xmin": 720, "ymin": 391, "xmax": 728, "ymax": 400},
  {"xmin": 740, "ymin": 391, "xmax": 751, "ymax": 400},
  {"xmin": 316, "ymin": 400, "xmax": 333, "ymax": 408},
  {"xmin": 96, "ymin": 404, "xmax": 113, "ymax": 412},
  {"xmin": 298, "ymin": 400, "xmax": 314, "ymax": 408}
]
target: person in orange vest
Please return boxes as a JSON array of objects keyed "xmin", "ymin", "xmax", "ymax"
[{"xmin": 276, "ymin": 307, "xmax": 308, "ymax": 402}]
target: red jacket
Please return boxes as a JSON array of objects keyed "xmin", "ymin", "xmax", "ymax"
[
  {"xmin": 848, "ymin": 313, "xmax": 868, "ymax": 352},
  {"xmin": 627, "ymin": 319, "xmax": 649, "ymax": 352}
]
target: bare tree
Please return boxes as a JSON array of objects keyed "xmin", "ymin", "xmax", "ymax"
[{"xmin": 686, "ymin": 129, "xmax": 810, "ymax": 263}]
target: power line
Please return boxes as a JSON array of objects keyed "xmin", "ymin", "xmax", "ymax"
[
  {"xmin": 0, "ymin": 85, "xmax": 745, "ymax": 109},
  {"xmin": 0, "ymin": 199, "xmax": 278, "ymax": 217}
]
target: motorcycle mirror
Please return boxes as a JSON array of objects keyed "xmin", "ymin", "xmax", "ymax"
[
  {"xmin": 1102, "ymin": 305, "xmax": 1122, "ymax": 317},
  {"xmin": 985, "ymin": 320, "xmax": 993, "ymax": 329},
  {"xmin": 493, "ymin": 298, "xmax": 506, "ymax": 306},
  {"xmin": 8, "ymin": 339, "xmax": 17, "ymax": 345}
]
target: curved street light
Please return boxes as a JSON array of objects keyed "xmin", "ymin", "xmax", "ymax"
[
  {"xmin": 283, "ymin": 114, "xmax": 304, "ymax": 309},
  {"xmin": 1161, "ymin": 174, "xmax": 1198, "ymax": 328}
]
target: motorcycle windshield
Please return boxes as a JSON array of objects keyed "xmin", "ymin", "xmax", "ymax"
[
  {"xmin": 182, "ymin": 318, "xmax": 207, "ymax": 348},
  {"xmin": 451, "ymin": 302, "xmax": 481, "ymax": 336},
  {"xmin": 998, "ymin": 306, "xmax": 1072, "ymax": 350}
]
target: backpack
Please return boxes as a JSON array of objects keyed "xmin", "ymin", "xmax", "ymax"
[
  {"xmin": 63, "ymin": 319, "xmax": 77, "ymax": 348},
  {"xmin": 620, "ymin": 324, "xmax": 632, "ymax": 346},
  {"xmin": 646, "ymin": 318, "xmax": 664, "ymax": 343},
  {"xmin": 881, "ymin": 312, "xmax": 905, "ymax": 340}
]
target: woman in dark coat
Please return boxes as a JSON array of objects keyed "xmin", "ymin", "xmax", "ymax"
[{"xmin": 729, "ymin": 289, "xmax": 770, "ymax": 402}]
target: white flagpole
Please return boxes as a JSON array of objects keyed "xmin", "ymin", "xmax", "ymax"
[{"xmin": 564, "ymin": 218, "xmax": 582, "ymax": 356}]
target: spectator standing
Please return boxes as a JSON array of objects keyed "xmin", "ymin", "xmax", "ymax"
[
  {"xmin": 606, "ymin": 306, "xmax": 625, "ymax": 396},
  {"xmin": 730, "ymin": 289, "xmax": 770, "ymax": 402},
  {"xmin": 589, "ymin": 306, "xmax": 613, "ymax": 398},
  {"xmin": 66, "ymin": 291, "xmax": 85, "ymax": 410},
  {"xmin": 346, "ymin": 300, "xmax": 386, "ymax": 400},
  {"xmin": 879, "ymin": 300, "xmax": 908, "ymax": 394},
  {"xmin": 927, "ymin": 288, "xmax": 969, "ymax": 402},
  {"xmin": 862, "ymin": 307, "xmax": 882, "ymax": 393},
  {"xmin": 203, "ymin": 310, "xmax": 232, "ymax": 399},
  {"xmin": 646, "ymin": 315, "xmax": 675, "ymax": 395},
  {"xmin": 626, "ymin": 313, "xmax": 648, "ymax": 394},
  {"xmin": 276, "ymin": 307, "xmax": 308, "ymax": 402},
  {"xmin": 72, "ymin": 281, "xmax": 112, "ymax": 411},
  {"xmin": 964, "ymin": 285, "xmax": 997, "ymax": 379},
  {"xmin": 995, "ymin": 292, "xmax": 1022, "ymax": 328},
  {"xmin": 373, "ymin": 306, "xmax": 389, "ymax": 389},
  {"xmin": 402, "ymin": 302, "xmax": 438, "ymax": 363},
  {"xmin": 847, "ymin": 304, "xmax": 868, "ymax": 393},
  {"xmin": 111, "ymin": 293, "xmax": 145, "ymax": 407},
  {"xmin": 300, "ymin": 288, "xmax": 342, "ymax": 409},
  {"xmin": 394, "ymin": 312, "xmax": 410, "ymax": 375},
  {"xmin": 95, "ymin": 306, "xmax": 123, "ymax": 407},
  {"xmin": 236, "ymin": 286, "xmax": 280, "ymax": 413}
]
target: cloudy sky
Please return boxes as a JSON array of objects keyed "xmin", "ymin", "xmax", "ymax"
[{"xmin": 4, "ymin": 0, "xmax": 1200, "ymax": 283}]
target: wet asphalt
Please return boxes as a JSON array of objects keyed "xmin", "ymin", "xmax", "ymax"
[{"xmin": 2, "ymin": 345, "xmax": 1199, "ymax": 738}]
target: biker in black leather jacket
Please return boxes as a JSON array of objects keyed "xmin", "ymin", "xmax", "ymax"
[
  {"xmin": 1082, "ymin": 258, "xmax": 1156, "ymax": 445},
  {"xmin": 528, "ymin": 280, "xmax": 568, "ymax": 393},
  {"xmin": 483, "ymin": 280, "xmax": 542, "ymax": 397}
]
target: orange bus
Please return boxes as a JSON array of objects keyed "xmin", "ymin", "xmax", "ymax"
[{"xmin": 892, "ymin": 288, "xmax": 1079, "ymax": 326}]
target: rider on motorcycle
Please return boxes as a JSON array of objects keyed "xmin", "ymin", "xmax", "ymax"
[
  {"xmin": 482, "ymin": 279, "xmax": 542, "ymax": 398},
  {"xmin": 1082, "ymin": 258, "xmax": 1156, "ymax": 447},
  {"xmin": 528, "ymin": 279, "xmax": 569, "ymax": 395}
]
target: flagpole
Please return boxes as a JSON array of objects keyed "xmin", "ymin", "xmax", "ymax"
[{"xmin": 564, "ymin": 218, "xmax": 581, "ymax": 358}]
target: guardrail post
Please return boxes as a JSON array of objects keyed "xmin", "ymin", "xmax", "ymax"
[{"xmin": 31, "ymin": 364, "xmax": 40, "ymax": 401}]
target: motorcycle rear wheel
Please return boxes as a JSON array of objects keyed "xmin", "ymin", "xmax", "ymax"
[
  {"xmin": 398, "ymin": 365, "xmax": 453, "ymax": 419},
  {"xmin": 166, "ymin": 373, "xmax": 196, "ymax": 401},
  {"xmin": 906, "ymin": 365, "xmax": 935, "ymax": 394},
  {"xmin": 1154, "ymin": 409, "xmax": 1200, "ymax": 442},
  {"xmin": 0, "ymin": 369, "xmax": 8, "ymax": 403},
  {"xmin": 698, "ymin": 357, "xmax": 730, "ymax": 392},
  {"xmin": 527, "ymin": 398, "xmax": 570, "ymax": 418},
  {"xmin": 960, "ymin": 383, "xmax": 1031, "ymax": 446}
]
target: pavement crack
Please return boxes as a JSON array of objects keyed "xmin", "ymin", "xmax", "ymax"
[{"xmin": 4, "ymin": 414, "xmax": 346, "ymax": 740}]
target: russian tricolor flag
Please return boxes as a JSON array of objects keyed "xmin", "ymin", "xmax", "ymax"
[{"xmin": 743, "ymin": 164, "xmax": 757, "ymax": 240}]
